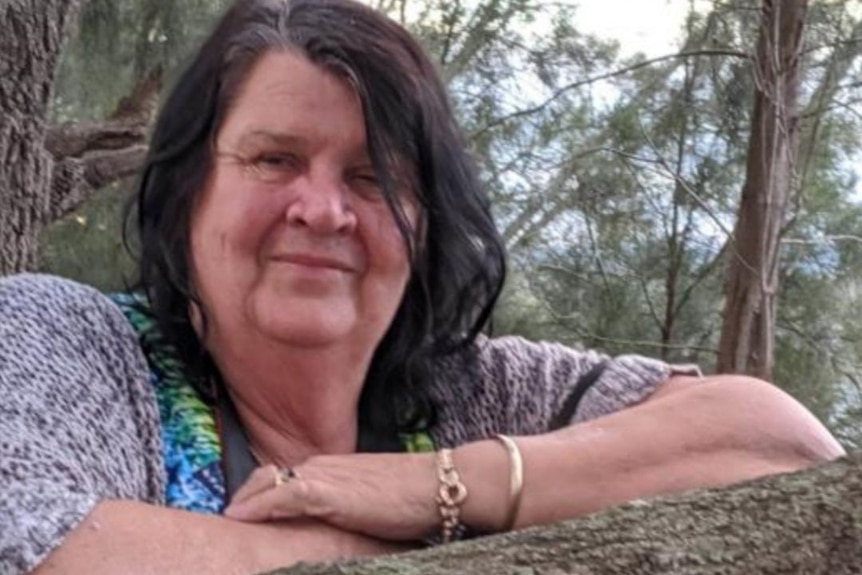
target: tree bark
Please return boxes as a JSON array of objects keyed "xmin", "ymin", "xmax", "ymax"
[
  {"xmin": 0, "ymin": 0, "xmax": 85, "ymax": 274},
  {"xmin": 716, "ymin": 0, "xmax": 808, "ymax": 380},
  {"xmin": 0, "ymin": 1, "xmax": 158, "ymax": 276},
  {"xmin": 266, "ymin": 452, "xmax": 862, "ymax": 575}
]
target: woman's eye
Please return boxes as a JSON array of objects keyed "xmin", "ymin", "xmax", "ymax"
[
  {"xmin": 250, "ymin": 153, "xmax": 300, "ymax": 181},
  {"xmin": 356, "ymin": 173, "xmax": 379, "ymax": 186},
  {"xmin": 351, "ymin": 172, "xmax": 384, "ymax": 198}
]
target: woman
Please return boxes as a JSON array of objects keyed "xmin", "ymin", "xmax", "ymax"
[{"xmin": 0, "ymin": 0, "xmax": 844, "ymax": 573}]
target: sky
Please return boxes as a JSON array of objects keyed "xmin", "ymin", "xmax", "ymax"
[
  {"xmin": 571, "ymin": 0, "xmax": 707, "ymax": 58},
  {"xmin": 571, "ymin": 0, "xmax": 862, "ymax": 199}
]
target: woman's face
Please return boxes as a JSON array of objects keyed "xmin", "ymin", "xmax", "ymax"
[{"xmin": 190, "ymin": 50, "xmax": 418, "ymax": 353}]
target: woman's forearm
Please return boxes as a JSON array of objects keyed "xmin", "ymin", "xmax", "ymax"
[
  {"xmin": 213, "ymin": 375, "xmax": 844, "ymax": 544},
  {"xmin": 455, "ymin": 375, "xmax": 845, "ymax": 532},
  {"xmin": 32, "ymin": 500, "xmax": 404, "ymax": 575}
]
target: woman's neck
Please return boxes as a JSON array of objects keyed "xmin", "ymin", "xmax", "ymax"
[{"xmin": 210, "ymin": 333, "xmax": 372, "ymax": 467}]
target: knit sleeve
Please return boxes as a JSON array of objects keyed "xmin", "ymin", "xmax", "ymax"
[
  {"xmin": 0, "ymin": 274, "xmax": 164, "ymax": 575},
  {"xmin": 429, "ymin": 334, "xmax": 701, "ymax": 446}
]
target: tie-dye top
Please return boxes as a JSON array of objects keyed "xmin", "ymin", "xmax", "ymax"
[{"xmin": 109, "ymin": 293, "xmax": 226, "ymax": 513}]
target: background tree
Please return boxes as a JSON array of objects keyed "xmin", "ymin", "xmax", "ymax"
[
  {"xmin": 41, "ymin": 0, "xmax": 230, "ymax": 288},
  {"xmin": 717, "ymin": 0, "xmax": 807, "ymax": 381},
  {"xmin": 1, "ymin": 0, "xmax": 86, "ymax": 274},
  {"xmin": 3, "ymin": 0, "xmax": 861, "ymax": 448},
  {"xmin": 0, "ymin": 0, "xmax": 159, "ymax": 276}
]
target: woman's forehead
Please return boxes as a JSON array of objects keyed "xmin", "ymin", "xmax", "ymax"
[
  {"xmin": 218, "ymin": 52, "xmax": 366, "ymax": 147},
  {"xmin": 230, "ymin": 51, "xmax": 360, "ymax": 116}
]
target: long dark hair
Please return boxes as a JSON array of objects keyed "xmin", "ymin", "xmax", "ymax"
[{"xmin": 125, "ymin": 0, "xmax": 506, "ymax": 439}]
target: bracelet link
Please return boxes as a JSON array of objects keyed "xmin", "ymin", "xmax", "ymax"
[{"xmin": 435, "ymin": 448, "xmax": 468, "ymax": 543}]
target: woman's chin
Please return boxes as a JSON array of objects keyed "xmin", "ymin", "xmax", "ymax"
[{"xmin": 254, "ymin": 310, "xmax": 356, "ymax": 349}]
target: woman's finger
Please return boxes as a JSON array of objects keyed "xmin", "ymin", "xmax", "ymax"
[
  {"xmin": 224, "ymin": 476, "xmax": 306, "ymax": 521},
  {"xmin": 230, "ymin": 464, "xmax": 282, "ymax": 505},
  {"xmin": 223, "ymin": 452, "xmax": 441, "ymax": 540}
]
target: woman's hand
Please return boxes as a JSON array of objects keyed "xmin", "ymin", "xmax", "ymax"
[{"xmin": 224, "ymin": 452, "xmax": 441, "ymax": 540}]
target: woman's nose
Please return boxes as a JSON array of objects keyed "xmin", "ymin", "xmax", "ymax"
[{"xmin": 284, "ymin": 175, "xmax": 357, "ymax": 234}]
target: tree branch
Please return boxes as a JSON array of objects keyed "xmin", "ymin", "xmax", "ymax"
[
  {"xmin": 267, "ymin": 453, "xmax": 862, "ymax": 575},
  {"xmin": 45, "ymin": 65, "xmax": 162, "ymax": 160},
  {"xmin": 43, "ymin": 66, "xmax": 161, "ymax": 224},
  {"xmin": 782, "ymin": 234, "xmax": 862, "ymax": 245},
  {"xmin": 48, "ymin": 145, "xmax": 147, "ymax": 222},
  {"xmin": 45, "ymin": 119, "xmax": 149, "ymax": 159},
  {"xmin": 473, "ymin": 49, "xmax": 750, "ymax": 138}
]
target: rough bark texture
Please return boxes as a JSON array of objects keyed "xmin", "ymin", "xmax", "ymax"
[
  {"xmin": 266, "ymin": 452, "xmax": 862, "ymax": 575},
  {"xmin": 0, "ymin": 0, "xmax": 84, "ymax": 274},
  {"xmin": 716, "ymin": 0, "xmax": 808, "ymax": 379},
  {"xmin": 0, "ymin": 2, "xmax": 157, "ymax": 275}
]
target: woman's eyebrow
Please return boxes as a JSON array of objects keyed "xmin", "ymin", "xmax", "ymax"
[
  {"xmin": 233, "ymin": 129, "xmax": 309, "ymax": 150},
  {"xmin": 234, "ymin": 130, "xmax": 375, "ymax": 163}
]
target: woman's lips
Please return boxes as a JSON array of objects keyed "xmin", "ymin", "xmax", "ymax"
[{"xmin": 271, "ymin": 253, "xmax": 355, "ymax": 273}]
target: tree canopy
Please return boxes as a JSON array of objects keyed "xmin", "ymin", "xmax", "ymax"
[{"xmin": 7, "ymin": 0, "xmax": 862, "ymax": 448}]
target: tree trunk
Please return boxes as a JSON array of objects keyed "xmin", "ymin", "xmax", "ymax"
[
  {"xmin": 0, "ymin": 0, "xmax": 84, "ymax": 274},
  {"xmin": 267, "ymin": 452, "xmax": 862, "ymax": 575},
  {"xmin": 716, "ymin": 0, "xmax": 807, "ymax": 379},
  {"xmin": 0, "ymin": 1, "xmax": 156, "ymax": 276}
]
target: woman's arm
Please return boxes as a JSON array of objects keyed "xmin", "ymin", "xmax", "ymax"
[
  {"xmin": 0, "ymin": 276, "xmax": 408, "ymax": 574},
  {"xmin": 225, "ymin": 374, "xmax": 844, "ymax": 538},
  {"xmin": 455, "ymin": 374, "xmax": 846, "ymax": 531},
  {"xmin": 33, "ymin": 501, "xmax": 403, "ymax": 575}
]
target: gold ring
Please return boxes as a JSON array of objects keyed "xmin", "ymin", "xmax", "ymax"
[{"xmin": 274, "ymin": 467, "xmax": 296, "ymax": 488}]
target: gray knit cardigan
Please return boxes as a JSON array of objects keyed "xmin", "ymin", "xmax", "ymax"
[{"xmin": 0, "ymin": 273, "xmax": 690, "ymax": 574}]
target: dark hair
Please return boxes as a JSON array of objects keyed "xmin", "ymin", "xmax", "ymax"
[{"xmin": 126, "ymin": 0, "xmax": 506, "ymax": 439}]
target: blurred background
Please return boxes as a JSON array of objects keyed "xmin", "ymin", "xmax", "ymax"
[{"xmin": 40, "ymin": 0, "xmax": 862, "ymax": 448}]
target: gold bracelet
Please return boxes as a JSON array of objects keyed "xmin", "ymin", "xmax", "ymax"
[
  {"xmin": 435, "ymin": 448, "xmax": 468, "ymax": 543},
  {"xmin": 494, "ymin": 434, "xmax": 524, "ymax": 532}
]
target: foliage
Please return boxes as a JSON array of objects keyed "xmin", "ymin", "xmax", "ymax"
[
  {"xmin": 40, "ymin": 0, "xmax": 862, "ymax": 448},
  {"xmin": 41, "ymin": 183, "xmax": 135, "ymax": 292}
]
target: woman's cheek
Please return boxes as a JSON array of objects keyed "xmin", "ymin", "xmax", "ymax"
[{"xmin": 236, "ymin": 195, "xmax": 287, "ymax": 247}]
